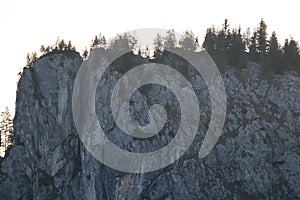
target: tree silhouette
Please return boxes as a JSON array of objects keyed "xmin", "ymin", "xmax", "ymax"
[
  {"xmin": 66, "ymin": 41, "xmax": 76, "ymax": 51},
  {"xmin": 90, "ymin": 33, "xmax": 106, "ymax": 51},
  {"xmin": 24, "ymin": 37, "xmax": 78, "ymax": 69},
  {"xmin": 40, "ymin": 38, "xmax": 76, "ymax": 55},
  {"xmin": 268, "ymin": 31, "xmax": 283, "ymax": 73},
  {"xmin": 216, "ymin": 19, "xmax": 230, "ymax": 54},
  {"xmin": 82, "ymin": 47, "xmax": 89, "ymax": 59},
  {"xmin": 257, "ymin": 19, "xmax": 268, "ymax": 56},
  {"xmin": 58, "ymin": 39, "xmax": 66, "ymax": 51},
  {"xmin": 0, "ymin": 107, "xmax": 14, "ymax": 155},
  {"xmin": 243, "ymin": 27, "xmax": 251, "ymax": 51},
  {"xmin": 179, "ymin": 30, "xmax": 199, "ymax": 51},
  {"xmin": 40, "ymin": 45, "xmax": 51, "ymax": 54},
  {"xmin": 19, "ymin": 19, "xmax": 300, "ymax": 76},
  {"xmin": 109, "ymin": 32, "xmax": 137, "ymax": 51},
  {"xmin": 202, "ymin": 27, "xmax": 217, "ymax": 55},
  {"xmin": 164, "ymin": 29, "xmax": 177, "ymax": 50},
  {"xmin": 283, "ymin": 38, "xmax": 299, "ymax": 68},
  {"xmin": 26, "ymin": 52, "xmax": 38, "ymax": 68},
  {"xmin": 226, "ymin": 27, "xmax": 245, "ymax": 66},
  {"xmin": 249, "ymin": 30, "xmax": 258, "ymax": 61},
  {"xmin": 153, "ymin": 33, "xmax": 164, "ymax": 57}
]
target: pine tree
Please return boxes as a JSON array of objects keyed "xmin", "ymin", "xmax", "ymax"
[
  {"xmin": 202, "ymin": 27, "xmax": 217, "ymax": 55},
  {"xmin": 216, "ymin": 19, "xmax": 230, "ymax": 54},
  {"xmin": 109, "ymin": 32, "xmax": 137, "ymax": 51},
  {"xmin": 243, "ymin": 27, "xmax": 251, "ymax": 52},
  {"xmin": 82, "ymin": 47, "xmax": 89, "ymax": 59},
  {"xmin": 26, "ymin": 52, "xmax": 38, "ymax": 68},
  {"xmin": 153, "ymin": 33, "xmax": 164, "ymax": 57},
  {"xmin": 52, "ymin": 37, "xmax": 74, "ymax": 52},
  {"xmin": 164, "ymin": 29, "xmax": 177, "ymax": 50},
  {"xmin": 226, "ymin": 27, "xmax": 245, "ymax": 66},
  {"xmin": 268, "ymin": 31, "xmax": 282, "ymax": 73},
  {"xmin": 283, "ymin": 38, "xmax": 299, "ymax": 68},
  {"xmin": 0, "ymin": 107, "xmax": 14, "ymax": 155},
  {"xmin": 58, "ymin": 39, "xmax": 66, "ymax": 51},
  {"xmin": 179, "ymin": 30, "xmax": 199, "ymax": 51},
  {"xmin": 90, "ymin": 33, "xmax": 106, "ymax": 51},
  {"xmin": 223, "ymin": 19, "xmax": 230, "ymax": 34},
  {"xmin": 249, "ymin": 30, "xmax": 258, "ymax": 61},
  {"xmin": 257, "ymin": 19, "xmax": 268, "ymax": 56},
  {"xmin": 66, "ymin": 41, "xmax": 76, "ymax": 51},
  {"xmin": 40, "ymin": 45, "xmax": 51, "ymax": 54}
]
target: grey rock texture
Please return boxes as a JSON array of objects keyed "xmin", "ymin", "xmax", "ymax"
[{"xmin": 0, "ymin": 50, "xmax": 299, "ymax": 199}]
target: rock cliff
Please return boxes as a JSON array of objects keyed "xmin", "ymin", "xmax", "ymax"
[{"xmin": 0, "ymin": 50, "xmax": 299, "ymax": 199}]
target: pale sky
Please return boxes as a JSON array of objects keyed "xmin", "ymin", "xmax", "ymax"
[{"xmin": 0, "ymin": 0, "xmax": 299, "ymax": 116}]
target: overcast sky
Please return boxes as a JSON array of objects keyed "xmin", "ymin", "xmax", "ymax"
[{"xmin": 0, "ymin": 0, "xmax": 299, "ymax": 116}]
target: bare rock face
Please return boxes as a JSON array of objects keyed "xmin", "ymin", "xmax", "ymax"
[{"xmin": 0, "ymin": 50, "xmax": 300, "ymax": 199}]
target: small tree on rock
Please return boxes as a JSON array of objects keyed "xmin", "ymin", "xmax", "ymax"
[{"xmin": 0, "ymin": 107, "xmax": 14, "ymax": 155}]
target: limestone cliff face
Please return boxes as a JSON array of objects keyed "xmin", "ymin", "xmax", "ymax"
[{"xmin": 0, "ymin": 51, "xmax": 300, "ymax": 199}]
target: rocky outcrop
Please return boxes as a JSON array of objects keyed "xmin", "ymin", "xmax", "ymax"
[{"xmin": 0, "ymin": 50, "xmax": 299, "ymax": 199}]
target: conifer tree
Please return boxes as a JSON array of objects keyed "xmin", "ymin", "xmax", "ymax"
[
  {"xmin": 249, "ymin": 30, "xmax": 258, "ymax": 61},
  {"xmin": 257, "ymin": 19, "xmax": 268, "ymax": 56},
  {"xmin": 202, "ymin": 27, "xmax": 217, "ymax": 55},
  {"xmin": 268, "ymin": 31, "xmax": 282, "ymax": 73},
  {"xmin": 90, "ymin": 33, "xmax": 106, "ymax": 51},
  {"xmin": 153, "ymin": 33, "xmax": 164, "ymax": 57},
  {"xmin": 216, "ymin": 19, "xmax": 230, "ymax": 54},
  {"xmin": 243, "ymin": 27, "xmax": 251, "ymax": 51},
  {"xmin": 109, "ymin": 32, "xmax": 137, "ymax": 51},
  {"xmin": 227, "ymin": 27, "xmax": 244, "ymax": 66},
  {"xmin": 164, "ymin": 29, "xmax": 177, "ymax": 50},
  {"xmin": 0, "ymin": 107, "xmax": 14, "ymax": 155},
  {"xmin": 283, "ymin": 38, "xmax": 299, "ymax": 67},
  {"xmin": 179, "ymin": 30, "xmax": 199, "ymax": 51},
  {"xmin": 26, "ymin": 52, "xmax": 38, "ymax": 68}
]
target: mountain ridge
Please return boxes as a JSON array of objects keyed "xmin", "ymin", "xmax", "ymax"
[{"xmin": 0, "ymin": 50, "xmax": 299, "ymax": 199}]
